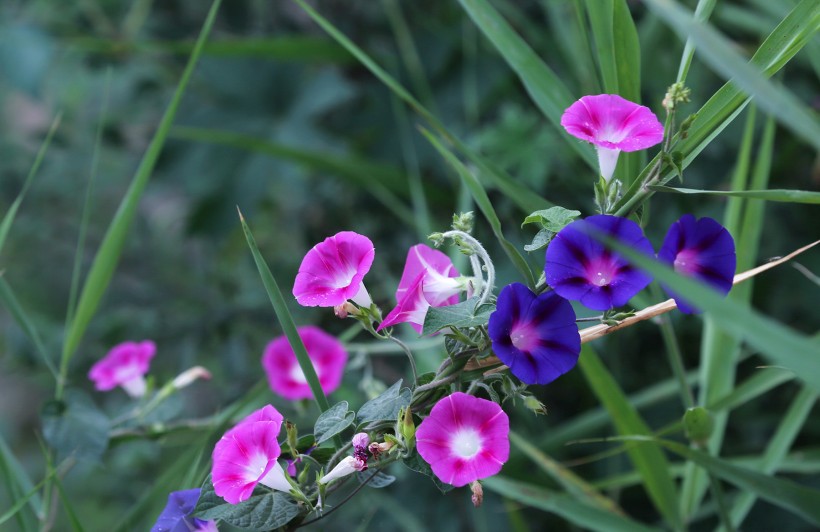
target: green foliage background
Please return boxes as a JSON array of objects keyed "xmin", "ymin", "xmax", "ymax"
[{"xmin": 0, "ymin": 0, "xmax": 817, "ymax": 530}]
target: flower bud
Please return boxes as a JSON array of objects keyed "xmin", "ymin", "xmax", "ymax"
[
  {"xmin": 683, "ymin": 406, "xmax": 714, "ymax": 445},
  {"xmin": 352, "ymin": 432, "xmax": 370, "ymax": 450},
  {"xmin": 522, "ymin": 394, "xmax": 548, "ymax": 416},
  {"xmin": 285, "ymin": 421, "xmax": 299, "ymax": 457},
  {"xmin": 470, "ymin": 480, "xmax": 483, "ymax": 507},
  {"xmin": 334, "ymin": 301, "xmax": 359, "ymax": 319},
  {"xmin": 452, "ymin": 211, "xmax": 475, "ymax": 233},
  {"xmin": 400, "ymin": 407, "xmax": 416, "ymax": 448},
  {"xmin": 171, "ymin": 366, "xmax": 211, "ymax": 390}
]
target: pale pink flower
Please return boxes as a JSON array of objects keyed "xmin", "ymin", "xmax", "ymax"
[
  {"xmin": 88, "ymin": 340, "xmax": 156, "ymax": 398},
  {"xmin": 318, "ymin": 455, "xmax": 366, "ymax": 485},
  {"xmin": 211, "ymin": 405, "xmax": 291, "ymax": 504},
  {"xmin": 416, "ymin": 392, "xmax": 509, "ymax": 487},
  {"xmin": 561, "ymin": 94, "xmax": 664, "ymax": 181},
  {"xmin": 262, "ymin": 326, "xmax": 347, "ymax": 401},
  {"xmin": 292, "ymin": 231, "xmax": 375, "ymax": 308}
]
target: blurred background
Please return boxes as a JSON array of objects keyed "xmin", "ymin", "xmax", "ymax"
[{"xmin": 0, "ymin": 0, "xmax": 817, "ymax": 530}]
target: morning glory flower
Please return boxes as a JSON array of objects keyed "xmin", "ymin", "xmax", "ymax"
[
  {"xmin": 378, "ymin": 244, "xmax": 467, "ymax": 333},
  {"xmin": 292, "ymin": 231, "xmax": 375, "ymax": 308},
  {"xmin": 318, "ymin": 433, "xmax": 370, "ymax": 485},
  {"xmin": 561, "ymin": 94, "xmax": 664, "ymax": 181},
  {"xmin": 545, "ymin": 214, "xmax": 654, "ymax": 311},
  {"xmin": 415, "ymin": 392, "xmax": 509, "ymax": 487},
  {"xmin": 657, "ymin": 214, "xmax": 736, "ymax": 314},
  {"xmin": 487, "ymin": 283, "xmax": 581, "ymax": 385},
  {"xmin": 88, "ymin": 340, "xmax": 156, "ymax": 398},
  {"xmin": 211, "ymin": 405, "xmax": 291, "ymax": 504},
  {"xmin": 150, "ymin": 489, "xmax": 216, "ymax": 532},
  {"xmin": 261, "ymin": 326, "xmax": 348, "ymax": 401}
]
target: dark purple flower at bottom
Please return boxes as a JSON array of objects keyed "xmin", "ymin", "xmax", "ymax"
[
  {"xmin": 545, "ymin": 215, "xmax": 654, "ymax": 311},
  {"xmin": 151, "ymin": 489, "xmax": 217, "ymax": 532},
  {"xmin": 658, "ymin": 215, "xmax": 736, "ymax": 314},
  {"xmin": 488, "ymin": 283, "xmax": 581, "ymax": 385}
]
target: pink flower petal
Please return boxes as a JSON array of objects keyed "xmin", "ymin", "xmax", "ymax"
[
  {"xmin": 211, "ymin": 405, "xmax": 285, "ymax": 504},
  {"xmin": 262, "ymin": 326, "xmax": 348, "ymax": 401},
  {"xmin": 377, "ymin": 271, "xmax": 430, "ymax": 334},
  {"xmin": 416, "ymin": 392, "xmax": 509, "ymax": 487},
  {"xmin": 88, "ymin": 340, "xmax": 156, "ymax": 394},
  {"xmin": 292, "ymin": 232, "xmax": 375, "ymax": 307},
  {"xmin": 397, "ymin": 244, "xmax": 461, "ymax": 307},
  {"xmin": 561, "ymin": 94, "xmax": 663, "ymax": 152}
]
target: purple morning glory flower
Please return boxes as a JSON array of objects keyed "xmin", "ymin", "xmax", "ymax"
[
  {"xmin": 545, "ymin": 215, "xmax": 654, "ymax": 311},
  {"xmin": 151, "ymin": 489, "xmax": 217, "ymax": 532},
  {"xmin": 657, "ymin": 214, "xmax": 736, "ymax": 314},
  {"xmin": 487, "ymin": 283, "xmax": 581, "ymax": 385}
]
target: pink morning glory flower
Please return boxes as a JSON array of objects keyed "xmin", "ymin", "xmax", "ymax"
[
  {"xmin": 318, "ymin": 433, "xmax": 370, "ymax": 485},
  {"xmin": 261, "ymin": 326, "xmax": 348, "ymax": 401},
  {"xmin": 378, "ymin": 244, "xmax": 467, "ymax": 333},
  {"xmin": 151, "ymin": 489, "xmax": 216, "ymax": 532},
  {"xmin": 487, "ymin": 283, "xmax": 581, "ymax": 385},
  {"xmin": 88, "ymin": 340, "xmax": 156, "ymax": 398},
  {"xmin": 561, "ymin": 94, "xmax": 664, "ymax": 181},
  {"xmin": 657, "ymin": 214, "xmax": 736, "ymax": 314},
  {"xmin": 545, "ymin": 215, "xmax": 655, "ymax": 311},
  {"xmin": 292, "ymin": 231, "xmax": 375, "ymax": 308},
  {"xmin": 211, "ymin": 405, "xmax": 291, "ymax": 504},
  {"xmin": 416, "ymin": 392, "xmax": 510, "ymax": 487}
]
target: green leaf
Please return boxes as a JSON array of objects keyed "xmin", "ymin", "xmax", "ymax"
[
  {"xmin": 656, "ymin": 439, "xmax": 820, "ymax": 527},
  {"xmin": 523, "ymin": 228, "xmax": 551, "ymax": 252},
  {"xmin": 357, "ymin": 380, "xmax": 411, "ymax": 425},
  {"xmin": 643, "ymin": 0, "xmax": 820, "ymax": 150},
  {"xmin": 357, "ymin": 470, "xmax": 396, "ymax": 489},
  {"xmin": 422, "ymin": 296, "xmax": 494, "ymax": 335},
  {"xmin": 59, "ymin": 0, "xmax": 223, "ymax": 398},
  {"xmin": 578, "ymin": 345, "xmax": 682, "ymax": 528},
  {"xmin": 41, "ymin": 390, "xmax": 110, "ymax": 462},
  {"xmin": 482, "ymin": 476, "xmax": 658, "ymax": 532},
  {"xmin": 457, "ymin": 0, "xmax": 597, "ymax": 170},
  {"xmin": 650, "ymin": 185, "xmax": 820, "ymax": 204},
  {"xmin": 195, "ymin": 476, "xmax": 300, "ymax": 530},
  {"xmin": 522, "ymin": 206, "xmax": 582, "ymax": 230},
  {"xmin": 402, "ymin": 450, "xmax": 453, "ymax": 493},
  {"xmin": 313, "ymin": 401, "xmax": 354, "ymax": 445}
]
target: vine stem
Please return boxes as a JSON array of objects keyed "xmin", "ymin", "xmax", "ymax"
[{"xmin": 438, "ymin": 230, "xmax": 495, "ymax": 305}]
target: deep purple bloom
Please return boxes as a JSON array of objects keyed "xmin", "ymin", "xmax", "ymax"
[
  {"xmin": 151, "ymin": 489, "xmax": 216, "ymax": 532},
  {"xmin": 487, "ymin": 284, "xmax": 581, "ymax": 385},
  {"xmin": 657, "ymin": 215, "xmax": 736, "ymax": 314},
  {"xmin": 545, "ymin": 215, "xmax": 654, "ymax": 310}
]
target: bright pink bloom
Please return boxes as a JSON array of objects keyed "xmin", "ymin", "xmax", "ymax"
[
  {"xmin": 416, "ymin": 392, "xmax": 509, "ymax": 487},
  {"xmin": 262, "ymin": 326, "xmax": 348, "ymax": 401},
  {"xmin": 561, "ymin": 94, "xmax": 664, "ymax": 181},
  {"xmin": 212, "ymin": 405, "xmax": 291, "ymax": 504},
  {"xmin": 292, "ymin": 231, "xmax": 375, "ymax": 308},
  {"xmin": 88, "ymin": 340, "xmax": 156, "ymax": 398},
  {"xmin": 378, "ymin": 244, "xmax": 467, "ymax": 334}
]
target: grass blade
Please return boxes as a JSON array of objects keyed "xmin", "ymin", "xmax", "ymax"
[
  {"xmin": 650, "ymin": 186, "xmax": 820, "ymax": 204},
  {"xmin": 0, "ymin": 277, "xmax": 58, "ymax": 379},
  {"xmin": 578, "ymin": 344, "xmax": 682, "ymax": 529},
  {"xmin": 675, "ymin": 0, "xmax": 717, "ymax": 83},
  {"xmin": 483, "ymin": 476, "xmax": 659, "ymax": 532},
  {"xmin": 237, "ymin": 211, "xmax": 331, "ymax": 417},
  {"xmin": 0, "ymin": 433, "xmax": 41, "ymax": 530},
  {"xmin": 420, "ymin": 128, "xmax": 536, "ymax": 288},
  {"xmin": 643, "ymin": 0, "xmax": 820, "ymax": 149},
  {"xmin": 458, "ymin": 0, "xmax": 597, "ymax": 170},
  {"xmin": 59, "ymin": 0, "xmax": 223, "ymax": 398}
]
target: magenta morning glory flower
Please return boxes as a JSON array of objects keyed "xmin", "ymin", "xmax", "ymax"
[
  {"xmin": 151, "ymin": 489, "xmax": 216, "ymax": 532},
  {"xmin": 487, "ymin": 283, "xmax": 581, "ymax": 385},
  {"xmin": 88, "ymin": 340, "xmax": 156, "ymax": 398},
  {"xmin": 211, "ymin": 405, "xmax": 291, "ymax": 504},
  {"xmin": 292, "ymin": 231, "xmax": 375, "ymax": 308},
  {"xmin": 261, "ymin": 326, "xmax": 348, "ymax": 401},
  {"xmin": 318, "ymin": 433, "xmax": 370, "ymax": 485},
  {"xmin": 416, "ymin": 392, "xmax": 509, "ymax": 487},
  {"xmin": 657, "ymin": 214, "xmax": 736, "ymax": 314},
  {"xmin": 378, "ymin": 244, "xmax": 467, "ymax": 333},
  {"xmin": 545, "ymin": 215, "xmax": 654, "ymax": 311},
  {"xmin": 561, "ymin": 94, "xmax": 664, "ymax": 181}
]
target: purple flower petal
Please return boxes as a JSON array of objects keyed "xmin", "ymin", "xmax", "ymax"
[
  {"xmin": 488, "ymin": 283, "xmax": 581, "ymax": 385},
  {"xmin": 561, "ymin": 94, "xmax": 664, "ymax": 152},
  {"xmin": 416, "ymin": 393, "xmax": 509, "ymax": 487},
  {"xmin": 151, "ymin": 489, "xmax": 217, "ymax": 532},
  {"xmin": 658, "ymin": 215, "xmax": 736, "ymax": 314},
  {"xmin": 292, "ymin": 231, "xmax": 375, "ymax": 307},
  {"xmin": 545, "ymin": 215, "xmax": 654, "ymax": 311}
]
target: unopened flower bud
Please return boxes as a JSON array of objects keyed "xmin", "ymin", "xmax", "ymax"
[
  {"xmin": 352, "ymin": 432, "xmax": 370, "ymax": 449},
  {"xmin": 286, "ymin": 421, "xmax": 299, "ymax": 457},
  {"xmin": 334, "ymin": 301, "xmax": 359, "ymax": 319},
  {"xmin": 368, "ymin": 440, "xmax": 395, "ymax": 459},
  {"xmin": 470, "ymin": 480, "xmax": 483, "ymax": 507},
  {"xmin": 683, "ymin": 406, "xmax": 714, "ymax": 445},
  {"xmin": 400, "ymin": 407, "xmax": 416, "ymax": 447},
  {"xmin": 522, "ymin": 394, "xmax": 548, "ymax": 416},
  {"xmin": 428, "ymin": 232, "xmax": 445, "ymax": 247},
  {"xmin": 171, "ymin": 366, "xmax": 211, "ymax": 390},
  {"xmin": 318, "ymin": 456, "xmax": 362, "ymax": 485},
  {"xmin": 452, "ymin": 211, "xmax": 475, "ymax": 233},
  {"xmin": 663, "ymin": 82, "xmax": 691, "ymax": 111}
]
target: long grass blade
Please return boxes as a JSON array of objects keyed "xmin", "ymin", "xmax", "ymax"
[
  {"xmin": 0, "ymin": 434, "xmax": 41, "ymax": 530},
  {"xmin": 0, "ymin": 278, "xmax": 58, "ymax": 379},
  {"xmin": 59, "ymin": 0, "xmax": 223, "ymax": 399},
  {"xmin": 650, "ymin": 186, "xmax": 820, "ymax": 204}
]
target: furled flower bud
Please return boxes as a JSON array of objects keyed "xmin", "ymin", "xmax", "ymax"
[
  {"xmin": 683, "ymin": 406, "xmax": 714, "ymax": 445},
  {"xmin": 470, "ymin": 481, "xmax": 484, "ymax": 507}
]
